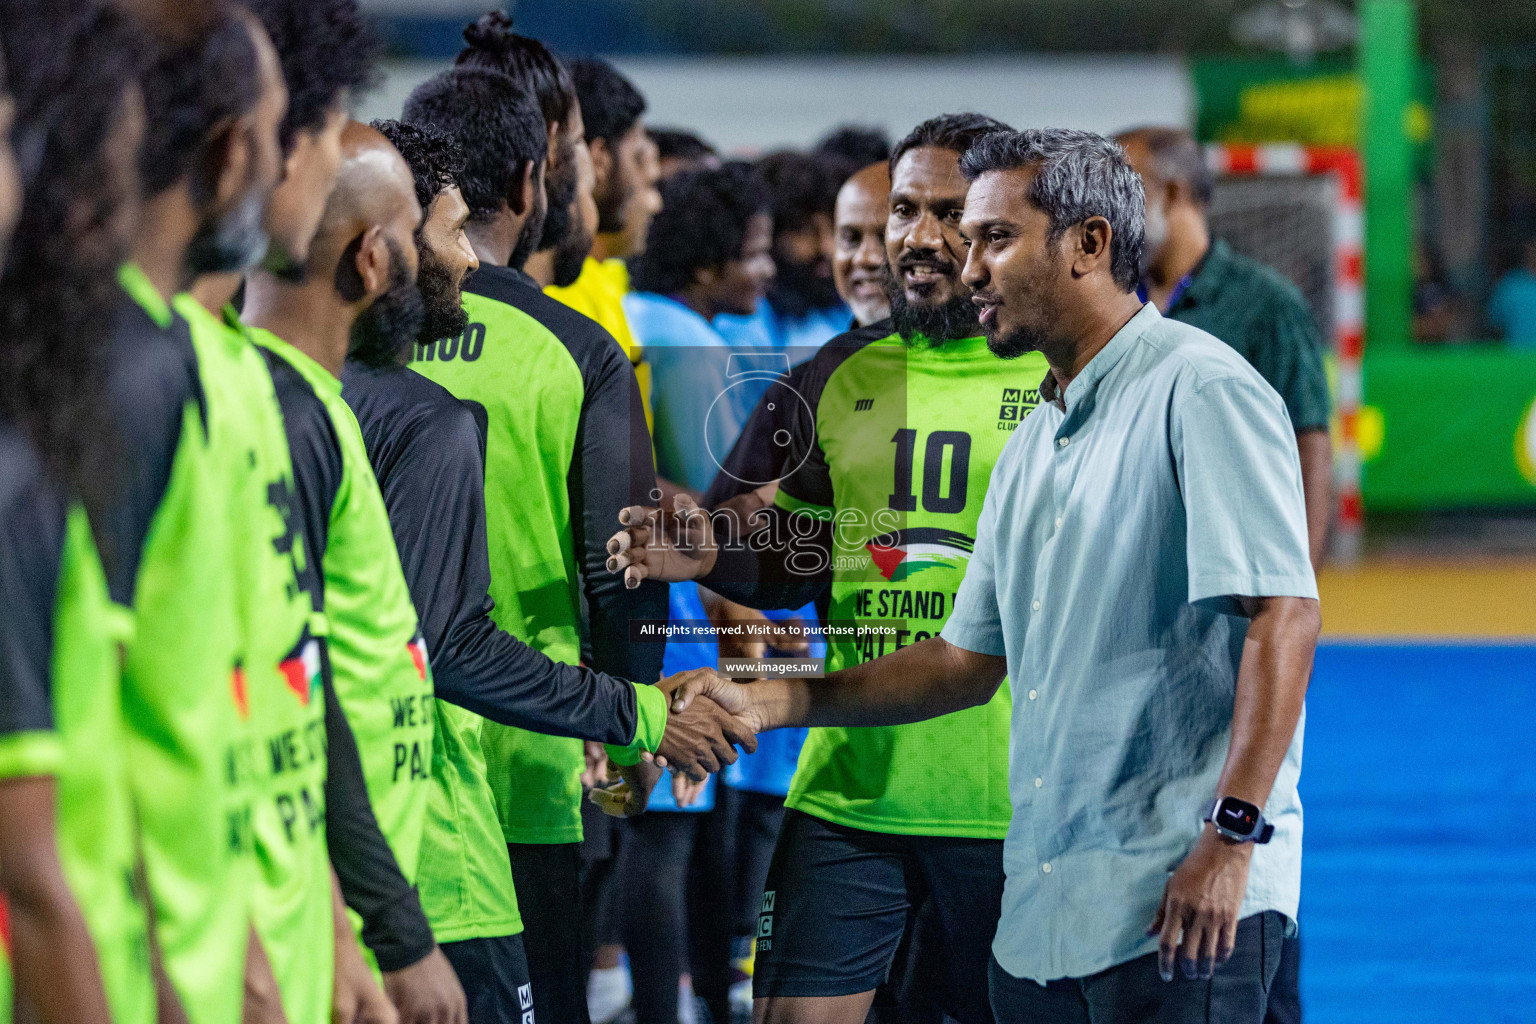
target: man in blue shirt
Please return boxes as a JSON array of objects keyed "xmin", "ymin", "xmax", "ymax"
[
  {"xmin": 717, "ymin": 152, "xmax": 852, "ymax": 360},
  {"xmin": 613, "ymin": 128, "xmax": 1320, "ymax": 1024}
]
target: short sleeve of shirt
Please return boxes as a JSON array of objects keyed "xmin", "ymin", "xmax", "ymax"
[
  {"xmin": 939, "ymin": 465, "xmax": 1006, "ymax": 657},
  {"xmin": 773, "ymin": 342, "xmax": 856, "ymax": 518},
  {"xmin": 0, "ymin": 435, "xmax": 67, "ymax": 777},
  {"xmin": 1173, "ymin": 374, "xmax": 1318, "ymax": 604},
  {"xmin": 1256, "ymin": 295, "xmax": 1331, "ymax": 433}
]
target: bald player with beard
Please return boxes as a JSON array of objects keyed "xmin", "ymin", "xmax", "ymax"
[{"xmin": 243, "ymin": 121, "xmax": 467, "ymax": 1024}]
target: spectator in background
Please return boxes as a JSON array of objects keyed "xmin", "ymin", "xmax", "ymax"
[
  {"xmin": 1488, "ymin": 237, "xmax": 1536, "ymax": 348},
  {"xmin": 546, "ymin": 56, "xmax": 662, "ymax": 424},
  {"xmin": 718, "ymin": 151, "xmax": 850, "ymax": 357},
  {"xmin": 626, "ymin": 164, "xmax": 774, "ymax": 490},
  {"xmin": 1117, "ymin": 126, "xmax": 1332, "ymax": 570},
  {"xmin": 650, "ymin": 126, "xmax": 720, "ymax": 180},
  {"xmin": 833, "ymin": 160, "xmax": 893, "ymax": 329},
  {"xmin": 815, "ymin": 123, "xmax": 892, "ymax": 168}
]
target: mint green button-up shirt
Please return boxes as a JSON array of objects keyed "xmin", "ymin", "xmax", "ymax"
[{"xmin": 943, "ymin": 303, "xmax": 1316, "ymax": 983}]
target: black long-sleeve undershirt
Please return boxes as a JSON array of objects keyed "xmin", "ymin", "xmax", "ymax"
[
  {"xmin": 342, "ymin": 361, "xmax": 642, "ymax": 745},
  {"xmin": 265, "ymin": 348, "xmax": 434, "ymax": 972}
]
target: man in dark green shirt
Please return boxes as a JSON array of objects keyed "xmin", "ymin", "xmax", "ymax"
[
  {"xmin": 1118, "ymin": 125, "xmax": 1329, "ymax": 1024},
  {"xmin": 1118, "ymin": 127, "xmax": 1332, "ymax": 570}
]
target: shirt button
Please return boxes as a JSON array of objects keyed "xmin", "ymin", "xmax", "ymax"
[
  {"xmin": 1031, "ymin": 599, "xmax": 1041, "ymax": 612},
  {"xmin": 1034, "ymin": 777, "xmax": 1043, "ymax": 788},
  {"xmin": 1041, "ymin": 862, "xmax": 1053, "ymax": 874},
  {"xmin": 1028, "ymin": 689, "xmax": 1038, "ymax": 700},
  {"xmin": 1055, "ymin": 516, "xmax": 1063, "ymax": 528},
  {"xmin": 1057, "ymin": 437, "xmax": 1069, "ymax": 449}
]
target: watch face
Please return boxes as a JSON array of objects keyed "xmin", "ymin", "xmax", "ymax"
[{"xmin": 1215, "ymin": 799, "xmax": 1259, "ymax": 837}]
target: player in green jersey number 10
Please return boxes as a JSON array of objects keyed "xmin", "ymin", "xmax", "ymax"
[{"xmin": 608, "ymin": 115, "xmax": 1052, "ymax": 1024}]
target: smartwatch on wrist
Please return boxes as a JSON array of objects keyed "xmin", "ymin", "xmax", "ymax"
[{"xmin": 1203, "ymin": 796, "xmax": 1274, "ymax": 844}]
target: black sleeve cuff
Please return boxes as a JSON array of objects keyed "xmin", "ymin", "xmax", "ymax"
[{"xmin": 361, "ymin": 885, "xmax": 436, "ymax": 973}]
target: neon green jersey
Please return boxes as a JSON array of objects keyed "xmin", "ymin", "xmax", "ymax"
[
  {"xmin": 254, "ymin": 330, "xmax": 437, "ymax": 882},
  {"xmin": 106, "ymin": 267, "xmax": 250, "ymax": 1024},
  {"xmin": 413, "ymin": 274, "xmax": 586, "ymax": 844},
  {"xmin": 178, "ymin": 299, "xmax": 333, "ymax": 1024},
  {"xmin": 419, "ymin": 701, "xmax": 523, "ymax": 941},
  {"xmin": 413, "ymin": 266, "xmax": 666, "ymax": 845},
  {"xmin": 773, "ymin": 329, "xmax": 1048, "ymax": 839},
  {"xmin": 53, "ymin": 510, "xmax": 156, "ymax": 1024},
  {"xmin": 0, "ymin": 435, "xmax": 154, "ymax": 1024}
]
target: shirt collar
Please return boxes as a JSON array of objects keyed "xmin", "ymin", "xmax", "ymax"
[
  {"xmin": 118, "ymin": 262, "xmax": 172, "ymax": 328},
  {"xmin": 1039, "ymin": 302, "xmax": 1161, "ymax": 410}
]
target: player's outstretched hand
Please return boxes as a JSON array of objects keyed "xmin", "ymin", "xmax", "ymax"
[
  {"xmin": 606, "ymin": 493, "xmax": 718, "ymax": 588},
  {"xmin": 649, "ymin": 668, "xmax": 758, "ymax": 781}
]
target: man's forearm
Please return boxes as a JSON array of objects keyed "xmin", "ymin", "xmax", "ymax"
[
  {"xmin": 1296, "ymin": 429, "xmax": 1332, "ymax": 568},
  {"xmin": 750, "ymin": 636, "xmax": 1006, "ymax": 731},
  {"xmin": 1216, "ymin": 596, "xmax": 1319, "ymax": 808},
  {"xmin": 704, "ymin": 506, "xmax": 831, "ymax": 611}
]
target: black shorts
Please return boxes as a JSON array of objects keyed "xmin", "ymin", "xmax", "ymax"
[
  {"xmin": 752, "ymin": 809, "xmax": 1005, "ymax": 1024},
  {"xmin": 505, "ymin": 842, "xmax": 588, "ymax": 1024},
  {"xmin": 440, "ymin": 932, "xmax": 534, "ymax": 1024}
]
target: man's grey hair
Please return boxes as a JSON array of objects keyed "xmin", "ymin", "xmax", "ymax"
[
  {"xmin": 959, "ymin": 128, "xmax": 1145, "ymax": 292},
  {"xmin": 1115, "ymin": 126, "xmax": 1214, "ymax": 207}
]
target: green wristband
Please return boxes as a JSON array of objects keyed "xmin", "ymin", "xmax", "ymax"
[
  {"xmin": 0, "ymin": 729, "xmax": 67, "ymax": 780},
  {"xmin": 605, "ymin": 682, "xmax": 670, "ymax": 766}
]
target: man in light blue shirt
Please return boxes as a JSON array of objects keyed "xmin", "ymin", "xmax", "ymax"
[{"xmin": 611, "ymin": 127, "xmax": 1320, "ymax": 1024}]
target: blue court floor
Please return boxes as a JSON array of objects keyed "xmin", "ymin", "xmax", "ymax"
[{"xmin": 1301, "ymin": 643, "xmax": 1536, "ymax": 1023}]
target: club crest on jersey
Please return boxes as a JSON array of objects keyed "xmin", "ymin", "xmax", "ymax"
[
  {"xmin": 865, "ymin": 527, "xmax": 974, "ymax": 582},
  {"xmin": 406, "ymin": 635, "xmax": 430, "ymax": 681},
  {"xmin": 998, "ymin": 386, "xmax": 1041, "ymax": 431},
  {"xmin": 278, "ymin": 635, "xmax": 322, "ymax": 706}
]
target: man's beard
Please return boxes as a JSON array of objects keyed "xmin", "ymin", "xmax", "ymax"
[
  {"xmin": 415, "ymin": 240, "xmax": 468, "ymax": 346},
  {"xmin": 983, "ymin": 260, "xmax": 1065, "ymax": 361},
  {"xmin": 885, "ymin": 265, "xmax": 980, "ymax": 347},
  {"xmin": 550, "ymin": 217, "xmax": 592, "ymax": 288},
  {"xmin": 186, "ymin": 190, "xmax": 269, "ymax": 276},
  {"xmin": 769, "ymin": 253, "xmax": 841, "ymax": 318},
  {"xmin": 596, "ymin": 172, "xmax": 632, "ymax": 236},
  {"xmin": 537, "ymin": 137, "xmax": 577, "ymax": 253},
  {"xmin": 348, "ymin": 238, "xmax": 426, "ymax": 368},
  {"xmin": 508, "ymin": 201, "xmax": 548, "ymax": 272},
  {"xmin": 262, "ymin": 236, "xmax": 309, "ymax": 284}
]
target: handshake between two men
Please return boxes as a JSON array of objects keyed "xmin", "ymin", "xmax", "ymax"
[{"xmin": 590, "ymin": 494, "xmax": 801, "ymax": 817}]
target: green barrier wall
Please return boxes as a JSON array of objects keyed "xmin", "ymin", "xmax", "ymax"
[{"xmin": 1362, "ymin": 347, "xmax": 1536, "ymax": 508}]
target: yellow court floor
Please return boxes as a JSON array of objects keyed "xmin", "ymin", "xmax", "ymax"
[{"xmin": 1317, "ymin": 558, "xmax": 1536, "ymax": 638}]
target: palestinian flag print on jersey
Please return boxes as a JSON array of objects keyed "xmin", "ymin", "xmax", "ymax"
[
  {"xmin": 406, "ymin": 635, "xmax": 429, "ymax": 682},
  {"xmin": 278, "ymin": 634, "xmax": 322, "ymax": 706},
  {"xmin": 865, "ymin": 527, "xmax": 975, "ymax": 582}
]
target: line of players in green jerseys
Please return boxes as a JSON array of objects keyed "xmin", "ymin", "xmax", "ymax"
[
  {"xmin": 0, "ymin": 3, "xmax": 762, "ymax": 1024},
  {"xmin": 0, "ymin": 5, "xmax": 1060, "ymax": 1024}
]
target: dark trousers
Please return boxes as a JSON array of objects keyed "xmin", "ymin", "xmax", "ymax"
[
  {"xmin": 988, "ymin": 911, "xmax": 1288, "ymax": 1024},
  {"xmin": 616, "ymin": 808, "xmax": 734, "ymax": 1024},
  {"xmin": 440, "ymin": 933, "xmax": 534, "ymax": 1024},
  {"xmin": 1261, "ymin": 929, "xmax": 1302, "ymax": 1024},
  {"xmin": 506, "ymin": 842, "xmax": 589, "ymax": 1024}
]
